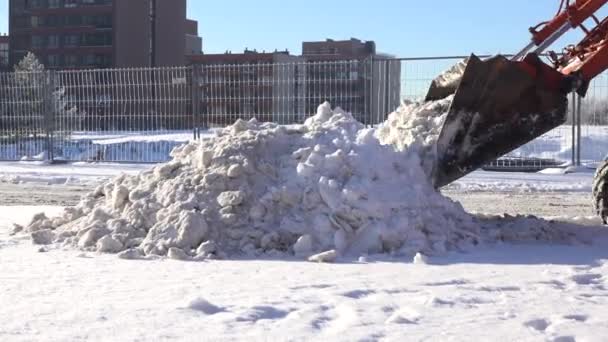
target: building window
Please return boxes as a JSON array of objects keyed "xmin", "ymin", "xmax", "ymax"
[
  {"xmin": 31, "ymin": 16, "xmax": 41, "ymax": 28},
  {"xmin": 64, "ymin": 0, "xmax": 78, "ymax": 8},
  {"xmin": 32, "ymin": 35, "xmax": 45, "ymax": 49},
  {"xmin": 48, "ymin": 35, "xmax": 60, "ymax": 48},
  {"xmin": 30, "ymin": 0, "xmax": 46, "ymax": 9},
  {"xmin": 64, "ymin": 34, "xmax": 80, "ymax": 47},
  {"xmin": 85, "ymin": 54, "xmax": 96, "ymax": 66},
  {"xmin": 48, "ymin": 0, "xmax": 62, "ymax": 8},
  {"xmin": 65, "ymin": 54, "xmax": 78, "ymax": 67},
  {"xmin": 0, "ymin": 43, "xmax": 9, "ymax": 68}
]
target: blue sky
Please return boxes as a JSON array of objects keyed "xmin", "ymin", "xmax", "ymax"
[{"xmin": 1, "ymin": 0, "xmax": 606, "ymax": 56}]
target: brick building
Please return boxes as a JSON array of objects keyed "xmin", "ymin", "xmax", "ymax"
[
  {"xmin": 0, "ymin": 35, "xmax": 8, "ymax": 70},
  {"xmin": 8, "ymin": 0, "xmax": 202, "ymax": 69},
  {"xmin": 190, "ymin": 50, "xmax": 305, "ymax": 124},
  {"xmin": 302, "ymin": 38, "xmax": 401, "ymax": 123}
]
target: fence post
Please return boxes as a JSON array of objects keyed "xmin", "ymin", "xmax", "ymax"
[
  {"xmin": 43, "ymin": 71, "xmax": 56, "ymax": 162},
  {"xmin": 366, "ymin": 57, "xmax": 374, "ymax": 127},
  {"xmin": 200, "ymin": 65, "xmax": 209, "ymax": 130},
  {"xmin": 571, "ymin": 91, "xmax": 576, "ymax": 166},
  {"xmin": 576, "ymin": 93, "xmax": 582, "ymax": 166},
  {"xmin": 191, "ymin": 65, "xmax": 201, "ymax": 140}
]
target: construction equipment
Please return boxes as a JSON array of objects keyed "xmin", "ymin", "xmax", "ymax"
[{"xmin": 430, "ymin": 0, "xmax": 608, "ymax": 188}]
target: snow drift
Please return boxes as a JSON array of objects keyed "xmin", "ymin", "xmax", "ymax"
[{"xmin": 18, "ymin": 100, "xmax": 573, "ymax": 261}]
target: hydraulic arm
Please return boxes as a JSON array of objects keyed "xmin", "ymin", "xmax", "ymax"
[{"xmin": 518, "ymin": 0, "xmax": 608, "ymax": 95}]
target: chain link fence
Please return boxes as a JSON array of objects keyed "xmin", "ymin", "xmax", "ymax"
[{"xmin": 0, "ymin": 57, "xmax": 602, "ymax": 168}]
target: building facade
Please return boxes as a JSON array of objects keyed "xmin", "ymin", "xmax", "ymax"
[
  {"xmin": 302, "ymin": 38, "xmax": 401, "ymax": 123},
  {"xmin": 0, "ymin": 35, "xmax": 8, "ymax": 70},
  {"xmin": 8, "ymin": 0, "xmax": 202, "ymax": 69}
]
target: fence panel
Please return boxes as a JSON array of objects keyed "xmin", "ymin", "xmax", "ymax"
[
  {"xmin": 0, "ymin": 57, "xmax": 604, "ymax": 168},
  {"xmin": 51, "ymin": 67, "xmax": 193, "ymax": 163},
  {"xmin": 0, "ymin": 71, "xmax": 49, "ymax": 161},
  {"xmin": 579, "ymin": 71, "xmax": 608, "ymax": 164},
  {"xmin": 197, "ymin": 60, "xmax": 399, "ymax": 127}
]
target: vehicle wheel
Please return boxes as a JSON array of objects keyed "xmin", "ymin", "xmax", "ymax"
[{"xmin": 592, "ymin": 160, "xmax": 608, "ymax": 224}]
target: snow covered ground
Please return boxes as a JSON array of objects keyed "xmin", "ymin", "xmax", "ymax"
[
  {"xmin": 447, "ymin": 169, "xmax": 595, "ymax": 193},
  {"xmin": 2, "ymin": 206, "xmax": 608, "ymax": 341},
  {"xmin": 0, "ymin": 162, "xmax": 607, "ymax": 341},
  {"xmin": 0, "ymin": 160, "xmax": 594, "ymax": 193},
  {"xmin": 0, "ymin": 161, "xmax": 151, "ymax": 186},
  {"xmin": 1, "ymin": 130, "xmax": 217, "ymax": 163}
]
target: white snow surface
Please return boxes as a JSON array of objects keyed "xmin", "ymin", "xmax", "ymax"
[{"xmin": 3, "ymin": 207, "xmax": 608, "ymax": 341}]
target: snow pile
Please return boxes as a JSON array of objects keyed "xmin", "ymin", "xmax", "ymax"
[
  {"xmin": 376, "ymin": 96, "xmax": 452, "ymax": 175},
  {"xmin": 20, "ymin": 101, "xmax": 486, "ymax": 261}
]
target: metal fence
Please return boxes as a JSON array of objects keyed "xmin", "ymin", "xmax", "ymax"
[
  {"xmin": 0, "ymin": 56, "xmax": 604, "ymax": 167},
  {"xmin": 0, "ymin": 60, "xmax": 402, "ymax": 163},
  {"xmin": 196, "ymin": 60, "xmax": 400, "ymax": 127},
  {"xmin": 0, "ymin": 67, "xmax": 193, "ymax": 162}
]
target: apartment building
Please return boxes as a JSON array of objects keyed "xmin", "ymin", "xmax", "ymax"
[
  {"xmin": 8, "ymin": 0, "xmax": 202, "ymax": 69},
  {"xmin": 0, "ymin": 35, "xmax": 8, "ymax": 70},
  {"xmin": 302, "ymin": 38, "xmax": 401, "ymax": 123},
  {"xmin": 190, "ymin": 50, "xmax": 305, "ymax": 124}
]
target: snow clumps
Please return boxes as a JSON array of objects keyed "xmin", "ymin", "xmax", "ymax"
[{"xmin": 23, "ymin": 101, "xmax": 481, "ymax": 261}]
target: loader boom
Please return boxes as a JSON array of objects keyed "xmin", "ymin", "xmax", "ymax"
[
  {"xmin": 520, "ymin": 0, "xmax": 608, "ymax": 95},
  {"xmin": 525, "ymin": 0, "xmax": 606, "ymax": 52}
]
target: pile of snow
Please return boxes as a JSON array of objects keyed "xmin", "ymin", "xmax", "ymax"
[
  {"xmin": 18, "ymin": 101, "xmax": 573, "ymax": 261},
  {"xmin": 376, "ymin": 97, "xmax": 452, "ymax": 175}
]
